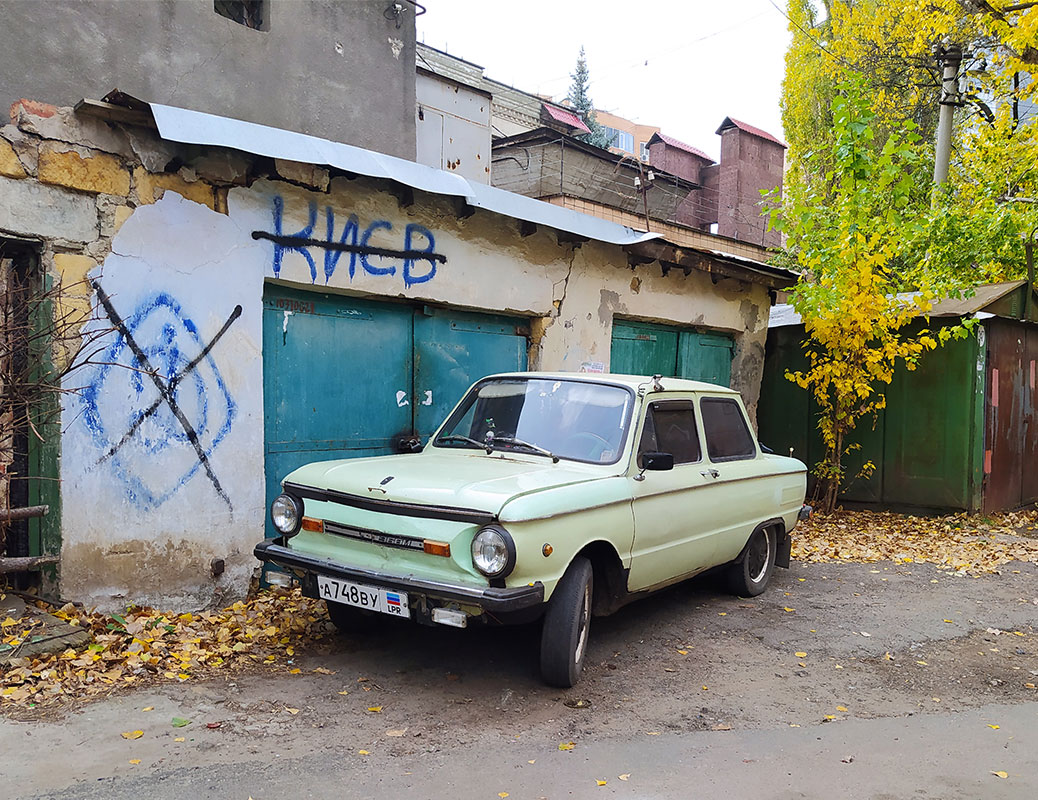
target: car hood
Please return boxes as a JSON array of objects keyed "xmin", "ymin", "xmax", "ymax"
[{"xmin": 284, "ymin": 451, "xmax": 613, "ymax": 516}]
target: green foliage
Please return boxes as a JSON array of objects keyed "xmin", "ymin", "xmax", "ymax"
[
  {"xmin": 566, "ymin": 46, "xmax": 613, "ymax": 150},
  {"xmin": 781, "ymin": 0, "xmax": 1038, "ymax": 282},
  {"xmin": 772, "ymin": 79, "xmax": 973, "ymax": 513}
]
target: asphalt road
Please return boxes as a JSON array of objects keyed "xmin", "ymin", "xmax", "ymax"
[{"xmin": 5, "ymin": 559, "xmax": 1037, "ymax": 799}]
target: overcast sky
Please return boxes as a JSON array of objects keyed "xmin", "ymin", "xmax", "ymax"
[{"xmin": 416, "ymin": 0, "xmax": 792, "ymax": 161}]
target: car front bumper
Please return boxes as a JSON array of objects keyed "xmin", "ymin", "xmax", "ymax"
[{"xmin": 255, "ymin": 538, "xmax": 545, "ymax": 614}]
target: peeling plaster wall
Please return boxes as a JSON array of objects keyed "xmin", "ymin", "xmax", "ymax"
[
  {"xmin": 60, "ymin": 195, "xmax": 265, "ymax": 610},
  {"xmin": 3, "ymin": 99, "xmax": 772, "ymax": 610},
  {"xmin": 535, "ymin": 241, "xmax": 771, "ymax": 424}
]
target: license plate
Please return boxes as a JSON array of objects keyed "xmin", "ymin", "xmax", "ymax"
[{"xmin": 316, "ymin": 575, "xmax": 410, "ymax": 618}]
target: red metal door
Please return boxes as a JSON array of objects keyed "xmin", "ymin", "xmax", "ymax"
[
  {"xmin": 1022, "ymin": 327, "xmax": 1038, "ymax": 506},
  {"xmin": 984, "ymin": 321, "xmax": 1026, "ymax": 512}
]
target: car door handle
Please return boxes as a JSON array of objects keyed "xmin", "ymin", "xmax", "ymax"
[{"xmin": 701, "ymin": 469, "xmax": 720, "ymax": 479}]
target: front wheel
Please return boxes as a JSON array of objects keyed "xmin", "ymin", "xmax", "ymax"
[
  {"xmin": 539, "ymin": 557, "xmax": 593, "ymax": 688},
  {"xmin": 726, "ymin": 526, "xmax": 777, "ymax": 597}
]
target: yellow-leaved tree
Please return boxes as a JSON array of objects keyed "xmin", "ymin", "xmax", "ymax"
[
  {"xmin": 772, "ymin": 80, "xmax": 971, "ymax": 514},
  {"xmin": 782, "ymin": 0, "xmax": 1038, "ymax": 282}
]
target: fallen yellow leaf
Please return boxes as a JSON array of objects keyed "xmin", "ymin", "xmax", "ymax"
[
  {"xmin": 677, "ymin": 649, "xmax": 688, "ymax": 655},
  {"xmin": 559, "ymin": 742, "xmax": 575, "ymax": 751},
  {"xmin": 358, "ymin": 750, "xmax": 370, "ymax": 756},
  {"xmin": 701, "ymin": 685, "xmax": 708, "ymax": 690},
  {"xmin": 142, "ymin": 707, "xmax": 154, "ymax": 712},
  {"xmin": 129, "ymin": 759, "xmax": 141, "ymax": 765},
  {"xmin": 499, "ymin": 793, "xmax": 509, "ymax": 798},
  {"xmin": 718, "ymin": 612, "xmax": 727, "ymax": 616},
  {"xmin": 121, "ymin": 730, "xmax": 144, "ymax": 740},
  {"xmin": 987, "ymin": 724, "xmax": 1000, "ymax": 730},
  {"xmin": 289, "ymin": 668, "xmax": 302, "ymax": 675},
  {"xmin": 943, "ymin": 619, "xmax": 954, "ymax": 624},
  {"xmin": 836, "ymin": 706, "xmax": 848, "ymax": 712},
  {"xmin": 174, "ymin": 737, "xmax": 185, "ymax": 742},
  {"xmin": 991, "ymin": 771, "xmax": 1008, "ymax": 779},
  {"xmin": 916, "ymin": 661, "xmax": 928, "ymax": 666},
  {"xmin": 367, "ymin": 706, "xmax": 383, "ymax": 713},
  {"xmin": 783, "ymin": 607, "xmax": 795, "ymax": 613},
  {"xmin": 795, "ymin": 652, "xmax": 807, "ymax": 658},
  {"xmin": 527, "ymin": 760, "xmax": 536, "ymax": 764},
  {"xmin": 596, "ymin": 780, "xmax": 607, "ymax": 786},
  {"xmin": 337, "ymin": 690, "xmax": 350, "ymax": 696},
  {"xmin": 619, "ymin": 774, "xmax": 630, "ymax": 781},
  {"xmin": 285, "ymin": 708, "xmax": 300, "ymax": 715}
]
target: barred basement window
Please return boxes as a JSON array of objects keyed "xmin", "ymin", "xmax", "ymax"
[{"xmin": 214, "ymin": 0, "xmax": 268, "ymax": 30}]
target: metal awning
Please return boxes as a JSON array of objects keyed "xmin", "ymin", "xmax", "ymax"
[{"xmin": 147, "ymin": 103, "xmax": 659, "ymax": 247}]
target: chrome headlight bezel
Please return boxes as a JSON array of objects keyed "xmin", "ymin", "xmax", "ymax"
[
  {"xmin": 470, "ymin": 524, "xmax": 516, "ymax": 579},
  {"xmin": 270, "ymin": 492, "xmax": 302, "ymax": 537}
]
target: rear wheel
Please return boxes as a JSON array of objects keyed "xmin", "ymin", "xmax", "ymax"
[
  {"xmin": 539, "ymin": 557, "xmax": 593, "ymax": 688},
  {"xmin": 726, "ymin": 526, "xmax": 777, "ymax": 597}
]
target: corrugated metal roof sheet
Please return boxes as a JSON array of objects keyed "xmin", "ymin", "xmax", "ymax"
[
  {"xmin": 769, "ymin": 280, "xmax": 1029, "ymax": 328},
  {"xmin": 148, "ymin": 102, "xmax": 660, "ymax": 247},
  {"xmin": 648, "ymin": 132, "xmax": 713, "ymax": 162},
  {"xmin": 543, "ymin": 104, "xmax": 591, "ymax": 134},
  {"xmin": 715, "ymin": 117, "xmax": 787, "ymax": 148}
]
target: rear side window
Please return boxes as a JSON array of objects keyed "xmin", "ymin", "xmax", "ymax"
[
  {"xmin": 701, "ymin": 398, "xmax": 756, "ymax": 461},
  {"xmin": 638, "ymin": 400, "xmax": 701, "ymax": 465}
]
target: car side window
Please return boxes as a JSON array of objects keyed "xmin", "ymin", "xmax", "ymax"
[
  {"xmin": 701, "ymin": 397, "xmax": 756, "ymax": 461},
  {"xmin": 638, "ymin": 400, "xmax": 701, "ymax": 465}
]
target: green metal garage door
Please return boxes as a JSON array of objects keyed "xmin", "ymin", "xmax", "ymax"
[
  {"xmin": 262, "ymin": 286, "xmax": 527, "ymax": 537},
  {"xmin": 610, "ymin": 320, "xmax": 734, "ymax": 386}
]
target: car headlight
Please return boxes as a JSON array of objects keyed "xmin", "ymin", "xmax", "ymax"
[
  {"xmin": 471, "ymin": 525, "xmax": 516, "ymax": 579},
  {"xmin": 270, "ymin": 493, "xmax": 302, "ymax": 536}
]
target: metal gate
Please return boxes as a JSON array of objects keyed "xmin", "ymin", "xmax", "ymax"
[
  {"xmin": 610, "ymin": 320, "xmax": 734, "ymax": 386},
  {"xmin": 984, "ymin": 319, "xmax": 1038, "ymax": 512},
  {"xmin": 261, "ymin": 286, "xmax": 528, "ymax": 537}
]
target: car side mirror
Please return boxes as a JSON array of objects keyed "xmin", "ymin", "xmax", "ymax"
[{"xmin": 641, "ymin": 451, "xmax": 674, "ymax": 472}]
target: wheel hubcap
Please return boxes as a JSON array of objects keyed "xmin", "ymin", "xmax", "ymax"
[{"xmin": 747, "ymin": 529, "xmax": 771, "ymax": 583}]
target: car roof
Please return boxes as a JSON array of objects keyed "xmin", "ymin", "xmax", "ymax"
[{"xmin": 483, "ymin": 371, "xmax": 740, "ymax": 395}]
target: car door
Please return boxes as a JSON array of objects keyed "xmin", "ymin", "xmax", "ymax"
[
  {"xmin": 626, "ymin": 396, "xmax": 719, "ymax": 592},
  {"xmin": 697, "ymin": 395, "xmax": 767, "ymax": 564}
]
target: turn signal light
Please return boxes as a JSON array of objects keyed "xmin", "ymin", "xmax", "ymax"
[
  {"xmin": 423, "ymin": 540, "xmax": 451, "ymax": 557},
  {"xmin": 301, "ymin": 517, "xmax": 324, "ymax": 533}
]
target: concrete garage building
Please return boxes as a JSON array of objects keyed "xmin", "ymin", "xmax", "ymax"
[
  {"xmin": 0, "ymin": 3, "xmax": 794, "ymax": 610},
  {"xmin": 0, "ymin": 97, "xmax": 793, "ymax": 610}
]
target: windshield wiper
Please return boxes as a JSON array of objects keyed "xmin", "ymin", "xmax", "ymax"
[
  {"xmin": 492, "ymin": 435, "xmax": 560, "ymax": 463},
  {"xmin": 435, "ymin": 434, "xmax": 493, "ymax": 454}
]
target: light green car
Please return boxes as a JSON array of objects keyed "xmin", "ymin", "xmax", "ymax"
[{"xmin": 256, "ymin": 372, "xmax": 808, "ymax": 687}]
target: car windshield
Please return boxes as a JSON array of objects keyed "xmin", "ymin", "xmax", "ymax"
[{"xmin": 434, "ymin": 378, "xmax": 633, "ymax": 464}]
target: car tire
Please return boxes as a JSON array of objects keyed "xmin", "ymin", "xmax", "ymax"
[
  {"xmin": 539, "ymin": 556, "xmax": 593, "ymax": 688},
  {"xmin": 726, "ymin": 526, "xmax": 777, "ymax": 597},
  {"xmin": 325, "ymin": 600, "xmax": 379, "ymax": 634}
]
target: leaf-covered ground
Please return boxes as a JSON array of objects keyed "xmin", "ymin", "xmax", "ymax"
[
  {"xmin": 793, "ymin": 507, "xmax": 1038, "ymax": 574},
  {"xmin": 1, "ymin": 589, "xmax": 328, "ymax": 713},
  {"xmin": 3, "ymin": 508, "xmax": 1037, "ymax": 714}
]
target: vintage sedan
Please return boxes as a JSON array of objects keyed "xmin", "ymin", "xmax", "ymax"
[{"xmin": 256, "ymin": 372, "xmax": 808, "ymax": 687}]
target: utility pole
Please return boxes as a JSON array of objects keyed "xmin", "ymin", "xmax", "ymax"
[{"xmin": 933, "ymin": 43, "xmax": 963, "ymax": 185}]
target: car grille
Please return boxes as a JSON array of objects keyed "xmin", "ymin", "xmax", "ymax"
[{"xmin": 323, "ymin": 520, "xmax": 426, "ymax": 552}]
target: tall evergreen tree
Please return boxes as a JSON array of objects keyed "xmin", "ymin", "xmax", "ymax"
[{"xmin": 567, "ymin": 47, "xmax": 613, "ymax": 149}]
